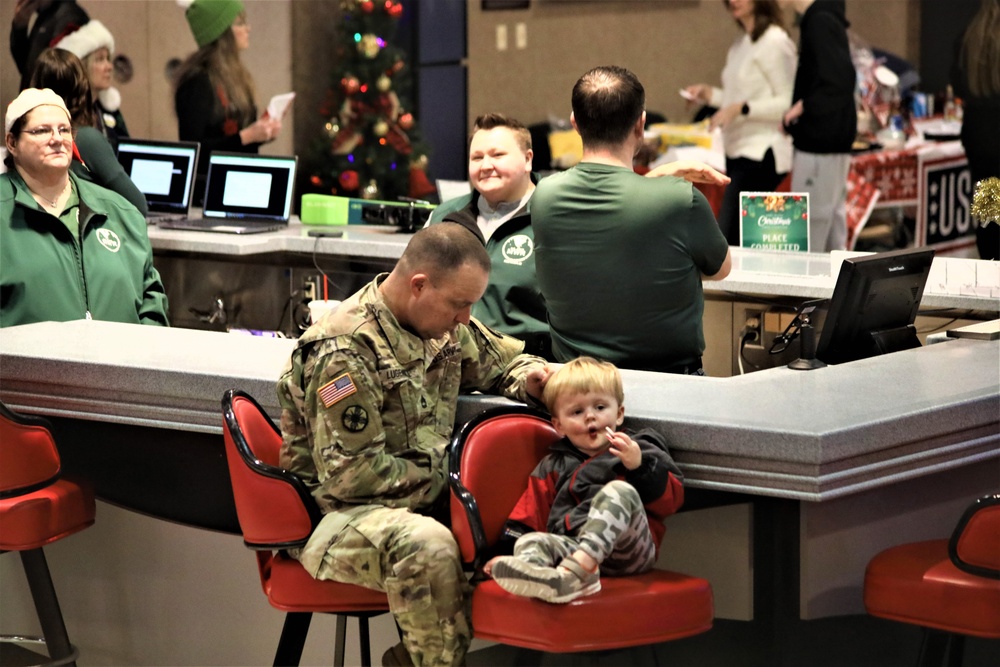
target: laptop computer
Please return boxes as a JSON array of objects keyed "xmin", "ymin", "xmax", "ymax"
[
  {"xmin": 116, "ymin": 139, "xmax": 199, "ymax": 223},
  {"xmin": 159, "ymin": 152, "xmax": 298, "ymax": 234}
]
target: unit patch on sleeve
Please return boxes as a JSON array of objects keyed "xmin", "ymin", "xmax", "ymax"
[
  {"xmin": 319, "ymin": 372, "xmax": 357, "ymax": 408},
  {"xmin": 342, "ymin": 405, "xmax": 369, "ymax": 432}
]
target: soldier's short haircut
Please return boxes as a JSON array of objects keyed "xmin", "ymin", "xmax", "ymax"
[
  {"xmin": 542, "ymin": 356, "xmax": 625, "ymax": 414},
  {"xmin": 471, "ymin": 113, "xmax": 532, "ymax": 154},
  {"xmin": 571, "ymin": 65, "xmax": 645, "ymax": 148},
  {"xmin": 397, "ymin": 223, "xmax": 490, "ymax": 281}
]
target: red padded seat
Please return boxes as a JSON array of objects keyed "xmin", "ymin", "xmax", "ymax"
[
  {"xmin": 0, "ymin": 401, "xmax": 96, "ymax": 665},
  {"xmin": 864, "ymin": 494, "xmax": 1000, "ymax": 667},
  {"xmin": 222, "ymin": 390, "xmax": 389, "ymax": 667},
  {"xmin": 0, "ymin": 480, "xmax": 95, "ymax": 551},
  {"xmin": 449, "ymin": 405, "xmax": 714, "ymax": 655},
  {"xmin": 865, "ymin": 538, "xmax": 1000, "ymax": 639},
  {"xmin": 471, "ymin": 571, "xmax": 714, "ymax": 652},
  {"xmin": 263, "ymin": 553, "xmax": 390, "ymax": 613}
]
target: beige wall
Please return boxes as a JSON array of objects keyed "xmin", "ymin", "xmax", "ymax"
[{"xmin": 1, "ymin": 0, "xmax": 919, "ymax": 176}]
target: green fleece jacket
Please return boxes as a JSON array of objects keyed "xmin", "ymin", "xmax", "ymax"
[
  {"xmin": 0, "ymin": 169, "xmax": 169, "ymax": 327},
  {"xmin": 428, "ymin": 180, "xmax": 551, "ymax": 359}
]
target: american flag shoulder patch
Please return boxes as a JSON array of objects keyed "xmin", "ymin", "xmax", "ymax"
[{"xmin": 319, "ymin": 372, "xmax": 357, "ymax": 408}]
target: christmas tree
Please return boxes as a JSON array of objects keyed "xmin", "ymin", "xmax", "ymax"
[{"xmin": 307, "ymin": 0, "xmax": 433, "ymax": 203}]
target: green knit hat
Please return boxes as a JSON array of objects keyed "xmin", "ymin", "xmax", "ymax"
[{"xmin": 179, "ymin": 0, "xmax": 245, "ymax": 49}]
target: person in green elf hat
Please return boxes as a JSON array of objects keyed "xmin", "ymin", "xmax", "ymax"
[{"xmin": 173, "ymin": 0, "xmax": 282, "ymax": 203}]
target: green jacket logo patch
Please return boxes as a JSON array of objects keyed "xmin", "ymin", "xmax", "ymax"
[
  {"xmin": 501, "ymin": 234, "xmax": 533, "ymax": 266},
  {"xmin": 96, "ymin": 229, "xmax": 121, "ymax": 253}
]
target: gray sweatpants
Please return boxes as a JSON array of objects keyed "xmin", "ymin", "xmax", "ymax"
[{"xmin": 792, "ymin": 149, "xmax": 852, "ymax": 252}]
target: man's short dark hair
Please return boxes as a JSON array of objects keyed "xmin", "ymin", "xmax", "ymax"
[
  {"xmin": 471, "ymin": 112, "xmax": 532, "ymax": 153},
  {"xmin": 398, "ymin": 223, "xmax": 490, "ymax": 282},
  {"xmin": 571, "ymin": 65, "xmax": 645, "ymax": 147}
]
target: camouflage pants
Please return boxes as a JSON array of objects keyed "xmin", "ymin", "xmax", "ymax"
[
  {"xmin": 513, "ymin": 480, "xmax": 656, "ymax": 576},
  {"xmin": 310, "ymin": 506, "xmax": 471, "ymax": 667}
]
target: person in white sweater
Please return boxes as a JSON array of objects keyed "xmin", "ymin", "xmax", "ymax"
[{"xmin": 685, "ymin": 0, "xmax": 797, "ymax": 245}]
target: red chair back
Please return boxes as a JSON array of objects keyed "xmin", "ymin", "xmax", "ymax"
[
  {"xmin": 449, "ymin": 405, "xmax": 559, "ymax": 569},
  {"xmin": 0, "ymin": 402, "xmax": 61, "ymax": 498},
  {"xmin": 949, "ymin": 493, "xmax": 1000, "ymax": 579},
  {"xmin": 222, "ymin": 390, "xmax": 320, "ymax": 549}
]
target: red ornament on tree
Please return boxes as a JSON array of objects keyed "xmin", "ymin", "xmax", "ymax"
[
  {"xmin": 360, "ymin": 0, "xmax": 374, "ymax": 13},
  {"xmin": 341, "ymin": 76, "xmax": 360, "ymax": 95},
  {"xmin": 339, "ymin": 170, "xmax": 360, "ymax": 191},
  {"xmin": 386, "ymin": 2, "xmax": 403, "ymax": 18}
]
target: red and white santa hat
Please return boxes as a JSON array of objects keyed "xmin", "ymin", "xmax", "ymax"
[{"xmin": 52, "ymin": 20, "xmax": 115, "ymax": 61}]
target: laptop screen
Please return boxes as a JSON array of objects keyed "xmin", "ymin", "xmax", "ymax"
[
  {"xmin": 116, "ymin": 139, "xmax": 199, "ymax": 215},
  {"xmin": 202, "ymin": 153, "xmax": 298, "ymax": 222}
]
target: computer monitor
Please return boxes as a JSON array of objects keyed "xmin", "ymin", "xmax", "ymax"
[{"xmin": 816, "ymin": 247, "xmax": 935, "ymax": 365}]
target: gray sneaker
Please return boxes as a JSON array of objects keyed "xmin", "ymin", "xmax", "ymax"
[{"xmin": 490, "ymin": 556, "xmax": 601, "ymax": 603}]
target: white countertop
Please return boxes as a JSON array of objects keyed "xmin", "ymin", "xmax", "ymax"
[
  {"xmin": 2, "ymin": 320, "xmax": 997, "ymax": 501},
  {"xmin": 148, "ymin": 220, "xmax": 409, "ymax": 259}
]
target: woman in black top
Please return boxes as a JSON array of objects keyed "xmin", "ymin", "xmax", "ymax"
[{"xmin": 174, "ymin": 0, "xmax": 282, "ymax": 203}]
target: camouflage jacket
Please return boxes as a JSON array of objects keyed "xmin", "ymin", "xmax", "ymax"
[{"xmin": 277, "ymin": 274, "xmax": 544, "ymax": 517}]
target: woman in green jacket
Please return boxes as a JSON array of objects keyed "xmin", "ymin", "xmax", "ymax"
[
  {"xmin": 427, "ymin": 113, "xmax": 552, "ymax": 359},
  {"xmin": 1, "ymin": 88, "xmax": 168, "ymax": 327}
]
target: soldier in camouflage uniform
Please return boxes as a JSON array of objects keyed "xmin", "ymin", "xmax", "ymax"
[
  {"xmin": 485, "ymin": 357, "xmax": 685, "ymax": 604},
  {"xmin": 276, "ymin": 223, "xmax": 549, "ymax": 667}
]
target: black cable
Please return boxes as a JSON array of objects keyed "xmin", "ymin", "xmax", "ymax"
[
  {"xmin": 738, "ymin": 330, "xmax": 761, "ymax": 374},
  {"xmin": 917, "ymin": 317, "xmax": 961, "ymax": 335},
  {"xmin": 275, "ymin": 292, "xmax": 297, "ymax": 332},
  {"xmin": 310, "ymin": 235, "xmax": 344, "ymax": 299}
]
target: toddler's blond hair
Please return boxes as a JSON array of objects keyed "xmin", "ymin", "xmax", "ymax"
[{"xmin": 541, "ymin": 357, "xmax": 624, "ymax": 414}]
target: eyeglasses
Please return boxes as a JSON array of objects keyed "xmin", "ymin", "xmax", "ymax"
[{"xmin": 21, "ymin": 126, "xmax": 74, "ymax": 141}]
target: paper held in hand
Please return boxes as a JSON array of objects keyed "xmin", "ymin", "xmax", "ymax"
[{"xmin": 266, "ymin": 92, "xmax": 295, "ymax": 119}]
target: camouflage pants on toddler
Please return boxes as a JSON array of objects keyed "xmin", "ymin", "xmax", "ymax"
[{"xmin": 513, "ymin": 479, "xmax": 657, "ymax": 575}]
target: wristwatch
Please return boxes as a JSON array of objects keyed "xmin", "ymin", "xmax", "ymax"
[{"xmin": 741, "ymin": 102, "xmax": 750, "ymax": 116}]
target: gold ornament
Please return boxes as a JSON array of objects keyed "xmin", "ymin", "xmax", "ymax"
[
  {"xmin": 373, "ymin": 120, "xmax": 389, "ymax": 137},
  {"xmin": 362, "ymin": 179, "xmax": 382, "ymax": 200},
  {"xmin": 377, "ymin": 75, "xmax": 392, "ymax": 92},
  {"xmin": 971, "ymin": 177, "xmax": 1000, "ymax": 228},
  {"xmin": 358, "ymin": 34, "xmax": 381, "ymax": 59},
  {"xmin": 763, "ymin": 195, "xmax": 786, "ymax": 212}
]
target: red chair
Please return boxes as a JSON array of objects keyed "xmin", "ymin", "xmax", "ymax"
[
  {"xmin": 864, "ymin": 493, "xmax": 1000, "ymax": 666},
  {"xmin": 448, "ymin": 405, "xmax": 714, "ymax": 657},
  {"xmin": 222, "ymin": 390, "xmax": 389, "ymax": 667},
  {"xmin": 0, "ymin": 401, "xmax": 95, "ymax": 666}
]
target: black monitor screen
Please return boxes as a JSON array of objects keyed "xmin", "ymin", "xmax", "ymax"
[{"xmin": 816, "ymin": 247, "xmax": 935, "ymax": 365}]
